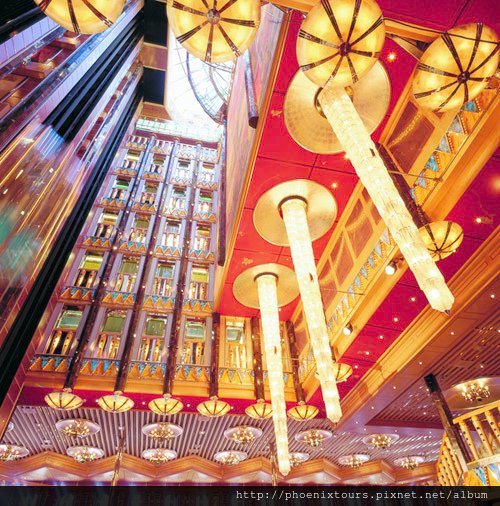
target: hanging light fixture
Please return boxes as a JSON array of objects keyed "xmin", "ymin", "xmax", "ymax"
[
  {"xmin": 197, "ymin": 396, "xmax": 232, "ymax": 417},
  {"xmin": 419, "ymin": 222, "xmax": 464, "ymax": 261},
  {"xmin": 284, "ymin": 62, "xmax": 390, "ymax": 154},
  {"xmin": 294, "ymin": 0, "xmax": 455, "ymax": 313},
  {"xmin": 233, "ymin": 263, "xmax": 300, "ymax": 476},
  {"xmin": 338, "ymin": 454, "xmax": 370, "ymax": 469},
  {"xmin": 96, "ymin": 391, "xmax": 134, "ymax": 413},
  {"xmin": 56, "ymin": 419, "xmax": 100, "ymax": 439},
  {"xmin": 44, "ymin": 388, "xmax": 84, "ymax": 411},
  {"xmin": 66, "ymin": 446, "xmax": 104, "ymax": 464},
  {"xmin": 34, "ymin": 0, "xmax": 125, "ymax": 35},
  {"xmin": 0, "ymin": 444, "xmax": 28, "ymax": 462},
  {"xmin": 295, "ymin": 429, "xmax": 332, "ymax": 448},
  {"xmin": 333, "ymin": 362, "xmax": 353, "ymax": 383},
  {"xmin": 214, "ymin": 450, "xmax": 248, "ymax": 465},
  {"xmin": 362, "ymin": 433, "xmax": 399, "ymax": 450},
  {"xmin": 148, "ymin": 394, "xmax": 183, "ymax": 416},
  {"xmin": 412, "ymin": 24, "xmax": 499, "ymax": 111},
  {"xmin": 290, "ymin": 452, "xmax": 310, "ymax": 467},
  {"xmin": 287, "ymin": 402, "xmax": 319, "ymax": 421},
  {"xmin": 460, "ymin": 381, "xmax": 491, "ymax": 403},
  {"xmin": 395, "ymin": 456, "xmax": 424, "ymax": 470},
  {"xmin": 166, "ymin": 0, "xmax": 261, "ymax": 63},
  {"xmin": 254, "ymin": 180, "xmax": 342, "ymax": 423},
  {"xmin": 141, "ymin": 422, "xmax": 183, "ymax": 441},
  {"xmin": 224, "ymin": 426, "xmax": 263, "ymax": 445},
  {"xmin": 142, "ymin": 448, "xmax": 177, "ymax": 465},
  {"xmin": 245, "ymin": 399, "xmax": 273, "ymax": 419}
]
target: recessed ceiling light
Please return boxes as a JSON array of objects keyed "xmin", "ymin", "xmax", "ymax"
[
  {"xmin": 331, "ymin": 182, "xmax": 338, "ymax": 189},
  {"xmin": 387, "ymin": 52, "xmax": 397, "ymax": 62},
  {"xmin": 393, "ymin": 317, "xmax": 399, "ymax": 323},
  {"xmin": 410, "ymin": 297, "xmax": 416, "ymax": 302},
  {"xmin": 490, "ymin": 294, "xmax": 496, "ymax": 299}
]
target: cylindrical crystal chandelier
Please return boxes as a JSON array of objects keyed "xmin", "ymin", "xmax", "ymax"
[
  {"xmin": 255, "ymin": 273, "xmax": 290, "ymax": 476},
  {"xmin": 254, "ymin": 180, "xmax": 342, "ymax": 423},
  {"xmin": 317, "ymin": 86, "xmax": 454, "ymax": 312},
  {"xmin": 233, "ymin": 264, "xmax": 300, "ymax": 476},
  {"xmin": 295, "ymin": 0, "xmax": 454, "ymax": 313}
]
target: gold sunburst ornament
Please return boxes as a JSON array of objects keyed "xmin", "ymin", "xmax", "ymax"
[
  {"xmin": 166, "ymin": 0, "xmax": 261, "ymax": 63},
  {"xmin": 34, "ymin": 0, "xmax": 125, "ymax": 35}
]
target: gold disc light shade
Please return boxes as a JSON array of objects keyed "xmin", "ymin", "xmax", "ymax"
[
  {"xmin": 245, "ymin": 401, "xmax": 273, "ymax": 419},
  {"xmin": 148, "ymin": 395, "xmax": 184, "ymax": 416},
  {"xmin": 253, "ymin": 180, "xmax": 337, "ymax": 247},
  {"xmin": 34, "ymin": 0, "xmax": 125, "ymax": 34},
  {"xmin": 413, "ymin": 23, "xmax": 499, "ymax": 111},
  {"xmin": 197, "ymin": 397, "xmax": 232, "ymax": 417},
  {"xmin": 284, "ymin": 62, "xmax": 390, "ymax": 154},
  {"xmin": 418, "ymin": 221, "xmax": 464, "ymax": 261},
  {"xmin": 166, "ymin": 0, "xmax": 261, "ymax": 62},
  {"xmin": 287, "ymin": 403, "xmax": 319, "ymax": 421},
  {"xmin": 44, "ymin": 389, "xmax": 84, "ymax": 411},
  {"xmin": 96, "ymin": 392, "xmax": 134, "ymax": 413},
  {"xmin": 296, "ymin": 0, "xmax": 385, "ymax": 88}
]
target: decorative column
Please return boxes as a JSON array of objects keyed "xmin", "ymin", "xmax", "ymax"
[
  {"xmin": 233, "ymin": 263, "xmax": 299, "ymax": 476},
  {"xmin": 254, "ymin": 180, "xmax": 341, "ymax": 423},
  {"xmin": 425, "ymin": 374, "xmax": 471, "ymax": 476}
]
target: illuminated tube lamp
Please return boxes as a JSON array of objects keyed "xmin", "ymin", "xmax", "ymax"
[
  {"xmin": 233, "ymin": 263, "xmax": 300, "ymax": 476},
  {"xmin": 295, "ymin": 0, "xmax": 455, "ymax": 313},
  {"xmin": 254, "ymin": 180, "xmax": 342, "ymax": 423}
]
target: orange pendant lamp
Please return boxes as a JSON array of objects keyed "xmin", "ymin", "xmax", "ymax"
[
  {"xmin": 413, "ymin": 23, "xmax": 499, "ymax": 112},
  {"xmin": 166, "ymin": 0, "xmax": 261, "ymax": 62},
  {"xmin": 296, "ymin": 0, "xmax": 385, "ymax": 88},
  {"xmin": 34, "ymin": 0, "xmax": 125, "ymax": 35}
]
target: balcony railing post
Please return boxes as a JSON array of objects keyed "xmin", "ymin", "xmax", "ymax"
[{"xmin": 424, "ymin": 374, "xmax": 471, "ymax": 474}]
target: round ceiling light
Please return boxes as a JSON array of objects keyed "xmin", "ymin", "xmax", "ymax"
[
  {"xmin": 338, "ymin": 453, "xmax": 370, "ymax": 468},
  {"xmin": 290, "ymin": 452, "xmax": 310, "ymax": 467},
  {"xmin": 142, "ymin": 448, "xmax": 177, "ymax": 465},
  {"xmin": 214, "ymin": 450, "xmax": 248, "ymax": 465},
  {"xmin": 44, "ymin": 389, "xmax": 84, "ymax": 411},
  {"xmin": 297, "ymin": 0, "xmax": 385, "ymax": 88},
  {"xmin": 56, "ymin": 418, "xmax": 101, "ymax": 438},
  {"xmin": 224, "ymin": 426, "xmax": 263, "ymax": 445},
  {"xmin": 245, "ymin": 400, "xmax": 273, "ymax": 420},
  {"xmin": 295, "ymin": 429, "xmax": 333, "ymax": 448},
  {"xmin": 166, "ymin": 0, "xmax": 261, "ymax": 63},
  {"xmin": 395, "ymin": 455, "xmax": 425, "ymax": 470},
  {"xmin": 362, "ymin": 433, "xmax": 399, "ymax": 450},
  {"xmin": 287, "ymin": 403, "xmax": 319, "ymax": 421},
  {"xmin": 96, "ymin": 392, "xmax": 134, "ymax": 413},
  {"xmin": 0, "ymin": 444, "xmax": 29, "ymax": 462},
  {"xmin": 148, "ymin": 394, "xmax": 183, "ymax": 416},
  {"xmin": 66, "ymin": 446, "xmax": 105, "ymax": 464},
  {"xmin": 418, "ymin": 221, "xmax": 464, "ymax": 261},
  {"xmin": 413, "ymin": 23, "xmax": 499, "ymax": 111},
  {"xmin": 34, "ymin": 0, "xmax": 125, "ymax": 35},
  {"xmin": 197, "ymin": 397, "xmax": 232, "ymax": 417},
  {"xmin": 141, "ymin": 422, "xmax": 183, "ymax": 441}
]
